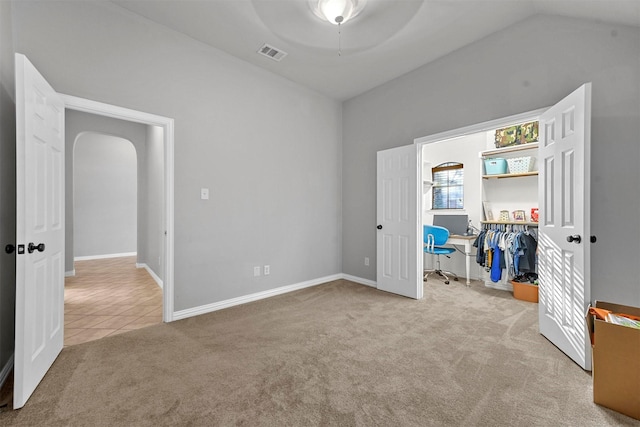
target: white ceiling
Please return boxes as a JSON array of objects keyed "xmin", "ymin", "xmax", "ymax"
[{"xmin": 111, "ymin": 0, "xmax": 640, "ymax": 101}]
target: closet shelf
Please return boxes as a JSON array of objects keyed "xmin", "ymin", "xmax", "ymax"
[
  {"xmin": 482, "ymin": 171, "xmax": 538, "ymax": 179},
  {"xmin": 480, "ymin": 142, "xmax": 539, "ymax": 158},
  {"xmin": 481, "ymin": 220, "xmax": 539, "ymax": 226}
]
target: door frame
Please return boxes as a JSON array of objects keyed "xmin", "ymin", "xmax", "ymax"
[
  {"xmin": 413, "ymin": 107, "xmax": 548, "ymax": 294},
  {"xmin": 61, "ymin": 94, "xmax": 175, "ymax": 322}
]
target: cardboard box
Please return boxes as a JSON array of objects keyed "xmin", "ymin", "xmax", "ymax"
[{"xmin": 585, "ymin": 301, "xmax": 640, "ymax": 420}]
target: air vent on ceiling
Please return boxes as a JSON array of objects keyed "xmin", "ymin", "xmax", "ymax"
[{"xmin": 257, "ymin": 44, "xmax": 288, "ymax": 62}]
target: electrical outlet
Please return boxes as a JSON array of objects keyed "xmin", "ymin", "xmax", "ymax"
[
  {"xmin": 253, "ymin": 266, "xmax": 261, "ymax": 277},
  {"xmin": 264, "ymin": 265, "xmax": 270, "ymax": 275},
  {"xmin": 201, "ymin": 188, "xmax": 209, "ymax": 200},
  {"xmin": 364, "ymin": 257, "xmax": 369, "ymax": 266}
]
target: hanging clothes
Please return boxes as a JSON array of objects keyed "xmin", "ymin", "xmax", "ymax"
[
  {"xmin": 490, "ymin": 231, "xmax": 503, "ymax": 282},
  {"xmin": 516, "ymin": 232, "xmax": 538, "ymax": 274},
  {"xmin": 478, "ymin": 223, "xmax": 539, "ymax": 281},
  {"xmin": 473, "ymin": 231, "xmax": 486, "ymax": 266}
]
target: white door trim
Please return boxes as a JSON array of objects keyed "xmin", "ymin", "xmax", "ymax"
[
  {"xmin": 413, "ymin": 108, "xmax": 548, "ymax": 299},
  {"xmin": 60, "ymin": 94, "xmax": 175, "ymax": 322}
]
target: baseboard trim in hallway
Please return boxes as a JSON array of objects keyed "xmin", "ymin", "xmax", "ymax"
[
  {"xmin": 74, "ymin": 252, "xmax": 137, "ymax": 261},
  {"xmin": 0, "ymin": 354, "xmax": 13, "ymax": 391},
  {"xmin": 136, "ymin": 263, "xmax": 163, "ymax": 289}
]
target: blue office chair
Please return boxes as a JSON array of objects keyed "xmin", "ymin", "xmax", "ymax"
[{"xmin": 423, "ymin": 224, "xmax": 458, "ymax": 285}]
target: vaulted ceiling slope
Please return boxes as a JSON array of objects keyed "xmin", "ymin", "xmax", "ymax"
[{"xmin": 111, "ymin": 0, "xmax": 640, "ymax": 100}]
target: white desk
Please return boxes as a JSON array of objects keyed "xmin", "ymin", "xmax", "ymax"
[{"xmin": 446, "ymin": 234, "xmax": 476, "ymax": 286}]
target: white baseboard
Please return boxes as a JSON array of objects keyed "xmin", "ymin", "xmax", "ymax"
[
  {"xmin": 0, "ymin": 353, "xmax": 14, "ymax": 389},
  {"xmin": 65, "ymin": 269, "xmax": 76, "ymax": 277},
  {"xmin": 136, "ymin": 263, "xmax": 163, "ymax": 289},
  {"xmin": 74, "ymin": 252, "xmax": 137, "ymax": 261},
  {"xmin": 341, "ymin": 274, "xmax": 377, "ymax": 288},
  {"xmin": 172, "ymin": 273, "xmax": 343, "ymax": 321}
]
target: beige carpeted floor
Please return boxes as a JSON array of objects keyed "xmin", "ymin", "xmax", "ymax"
[{"xmin": 1, "ymin": 279, "xmax": 638, "ymax": 426}]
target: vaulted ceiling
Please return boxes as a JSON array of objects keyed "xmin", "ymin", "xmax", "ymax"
[{"xmin": 111, "ymin": 0, "xmax": 640, "ymax": 100}]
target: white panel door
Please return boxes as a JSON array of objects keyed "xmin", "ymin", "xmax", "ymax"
[
  {"xmin": 14, "ymin": 54, "xmax": 65, "ymax": 408},
  {"xmin": 376, "ymin": 145, "xmax": 422, "ymax": 299},
  {"xmin": 538, "ymin": 83, "xmax": 591, "ymax": 370}
]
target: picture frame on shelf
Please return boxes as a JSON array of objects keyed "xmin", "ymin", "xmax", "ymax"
[
  {"xmin": 482, "ymin": 201, "xmax": 493, "ymax": 221},
  {"xmin": 513, "ymin": 210, "xmax": 526, "ymax": 222}
]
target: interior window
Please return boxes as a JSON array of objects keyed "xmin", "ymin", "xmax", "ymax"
[{"xmin": 432, "ymin": 162, "xmax": 464, "ymax": 209}]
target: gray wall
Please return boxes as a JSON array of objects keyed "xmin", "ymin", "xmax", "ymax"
[
  {"xmin": 13, "ymin": 1, "xmax": 343, "ymax": 311},
  {"xmin": 73, "ymin": 133, "xmax": 137, "ymax": 257},
  {"xmin": 343, "ymin": 15, "xmax": 640, "ymax": 306},
  {"xmin": 65, "ymin": 110, "xmax": 148, "ymax": 273},
  {"xmin": 0, "ymin": 0, "xmax": 16, "ymax": 377},
  {"xmin": 144, "ymin": 125, "xmax": 164, "ymax": 280}
]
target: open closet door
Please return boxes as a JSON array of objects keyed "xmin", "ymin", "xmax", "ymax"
[
  {"xmin": 14, "ymin": 53, "xmax": 65, "ymax": 408},
  {"xmin": 538, "ymin": 83, "xmax": 592, "ymax": 370},
  {"xmin": 376, "ymin": 145, "xmax": 422, "ymax": 299}
]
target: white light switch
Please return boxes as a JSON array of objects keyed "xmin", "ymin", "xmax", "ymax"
[{"xmin": 200, "ymin": 188, "xmax": 209, "ymax": 200}]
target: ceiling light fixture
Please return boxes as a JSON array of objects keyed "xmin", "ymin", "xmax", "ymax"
[
  {"xmin": 310, "ymin": 0, "xmax": 366, "ymax": 56},
  {"xmin": 312, "ymin": 0, "xmax": 365, "ymax": 25}
]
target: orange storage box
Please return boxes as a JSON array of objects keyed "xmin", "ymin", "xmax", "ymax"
[{"xmin": 511, "ymin": 281, "xmax": 538, "ymax": 303}]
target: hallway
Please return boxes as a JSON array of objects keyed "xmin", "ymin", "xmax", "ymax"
[{"xmin": 64, "ymin": 256, "xmax": 162, "ymax": 346}]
